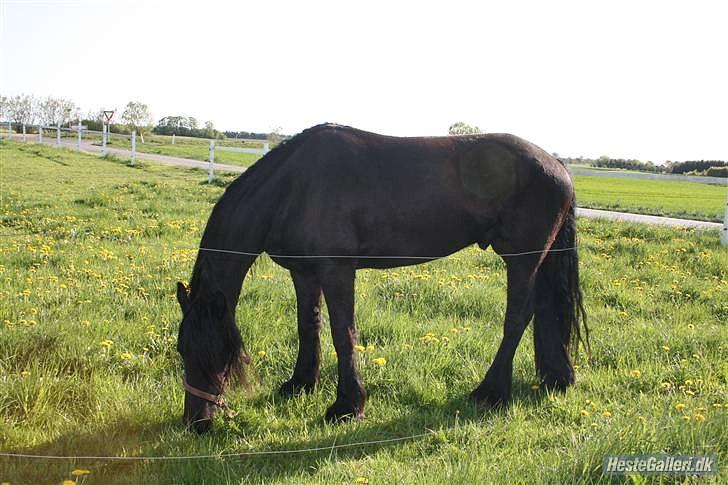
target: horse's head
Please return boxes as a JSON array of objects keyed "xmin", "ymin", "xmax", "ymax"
[{"xmin": 176, "ymin": 281, "xmax": 247, "ymax": 433}]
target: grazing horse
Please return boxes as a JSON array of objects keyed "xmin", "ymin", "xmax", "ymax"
[{"xmin": 176, "ymin": 123, "xmax": 587, "ymax": 433}]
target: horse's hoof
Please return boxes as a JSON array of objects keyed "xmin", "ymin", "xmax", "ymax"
[
  {"xmin": 540, "ymin": 373, "xmax": 575, "ymax": 393},
  {"xmin": 278, "ymin": 379, "xmax": 315, "ymax": 397},
  {"xmin": 469, "ymin": 386, "xmax": 511, "ymax": 408},
  {"xmin": 324, "ymin": 401, "xmax": 365, "ymax": 423}
]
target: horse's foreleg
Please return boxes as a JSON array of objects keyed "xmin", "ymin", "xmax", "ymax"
[
  {"xmin": 279, "ymin": 269, "xmax": 323, "ymax": 396},
  {"xmin": 471, "ymin": 254, "xmax": 541, "ymax": 407},
  {"xmin": 317, "ymin": 263, "xmax": 366, "ymax": 422}
]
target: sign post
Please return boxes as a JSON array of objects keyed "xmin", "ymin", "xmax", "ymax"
[
  {"xmin": 101, "ymin": 110, "xmax": 115, "ymax": 156},
  {"xmin": 38, "ymin": 125, "xmax": 42, "ymax": 143},
  {"xmin": 56, "ymin": 123, "xmax": 61, "ymax": 146},
  {"xmin": 22, "ymin": 124, "xmax": 26, "ymax": 142},
  {"xmin": 131, "ymin": 130, "xmax": 136, "ymax": 165},
  {"xmin": 77, "ymin": 123, "xmax": 82, "ymax": 151}
]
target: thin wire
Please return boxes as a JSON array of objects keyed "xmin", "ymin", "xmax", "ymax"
[
  {"xmin": 0, "ymin": 229, "xmax": 586, "ymax": 259},
  {"xmin": 0, "ymin": 431, "xmax": 433, "ymax": 461}
]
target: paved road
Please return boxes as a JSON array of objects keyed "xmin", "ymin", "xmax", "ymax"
[
  {"xmin": 8, "ymin": 136, "xmax": 725, "ymax": 232},
  {"xmin": 575, "ymin": 208, "xmax": 722, "ymax": 230},
  {"xmin": 12, "ymin": 134, "xmax": 245, "ymax": 173}
]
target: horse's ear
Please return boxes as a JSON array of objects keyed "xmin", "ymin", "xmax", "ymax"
[
  {"xmin": 176, "ymin": 281, "xmax": 190, "ymax": 312},
  {"xmin": 210, "ymin": 290, "xmax": 227, "ymax": 320}
]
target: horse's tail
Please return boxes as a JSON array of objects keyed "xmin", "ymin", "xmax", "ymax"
[{"xmin": 533, "ymin": 198, "xmax": 588, "ymax": 389}]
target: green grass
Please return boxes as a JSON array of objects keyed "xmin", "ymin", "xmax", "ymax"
[
  {"xmin": 574, "ymin": 174, "xmax": 726, "ymax": 222},
  {"xmin": 1, "ymin": 140, "xmax": 726, "ymax": 483}
]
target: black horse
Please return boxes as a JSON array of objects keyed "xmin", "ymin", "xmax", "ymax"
[{"xmin": 176, "ymin": 123, "xmax": 587, "ymax": 433}]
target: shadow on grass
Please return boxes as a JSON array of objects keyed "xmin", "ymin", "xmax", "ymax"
[{"xmin": 1, "ymin": 379, "xmax": 547, "ymax": 483}]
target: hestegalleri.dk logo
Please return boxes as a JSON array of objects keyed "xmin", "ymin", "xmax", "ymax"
[{"xmin": 603, "ymin": 454, "xmax": 717, "ymax": 475}]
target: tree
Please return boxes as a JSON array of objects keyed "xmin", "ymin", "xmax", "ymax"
[
  {"xmin": 38, "ymin": 97, "xmax": 77, "ymax": 127},
  {"xmin": 267, "ymin": 126, "xmax": 284, "ymax": 145},
  {"xmin": 9, "ymin": 94, "xmax": 37, "ymax": 127},
  {"xmin": 0, "ymin": 95, "xmax": 8, "ymax": 121},
  {"xmin": 448, "ymin": 121, "xmax": 482, "ymax": 135},
  {"xmin": 203, "ymin": 120, "xmax": 216, "ymax": 138},
  {"xmin": 121, "ymin": 101, "xmax": 153, "ymax": 143}
]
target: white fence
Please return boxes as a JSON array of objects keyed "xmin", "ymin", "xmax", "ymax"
[{"xmin": 208, "ymin": 141, "xmax": 269, "ymax": 183}]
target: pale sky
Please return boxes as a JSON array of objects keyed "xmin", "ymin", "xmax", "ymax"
[{"xmin": 1, "ymin": 0, "xmax": 726, "ymax": 162}]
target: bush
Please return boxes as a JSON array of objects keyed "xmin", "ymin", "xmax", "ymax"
[{"xmin": 705, "ymin": 166, "xmax": 728, "ymax": 178}]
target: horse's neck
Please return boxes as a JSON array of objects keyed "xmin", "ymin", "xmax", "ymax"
[
  {"xmin": 189, "ymin": 194, "xmax": 266, "ymax": 308},
  {"xmin": 190, "ymin": 253, "xmax": 256, "ymax": 311}
]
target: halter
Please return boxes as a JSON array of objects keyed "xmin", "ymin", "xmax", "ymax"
[{"xmin": 182, "ymin": 374, "xmax": 235, "ymax": 418}]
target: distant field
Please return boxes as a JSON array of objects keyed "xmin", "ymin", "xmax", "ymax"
[
  {"xmin": 1, "ymin": 141, "xmax": 726, "ymax": 484},
  {"xmin": 574, "ymin": 174, "xmax": 726, "ymax": 222}
]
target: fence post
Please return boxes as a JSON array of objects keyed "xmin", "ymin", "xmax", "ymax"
[
  {"xmin": 722, "ymin": 194, "xmax": 728, "ymax": 246},
  {"xmin": 22, "ymin": 124, "xmax": 26, "ymax": 142},
  {"xmin": 172, "ymin": 133, "xmax": 175, "ymax": 145},
  {"xmin": 56, "ymin": 123, "xmax": 61, "ymax": 146},
  {"xmin": 208, "ymin": 140, "xmax": 215, "ymax": 184},
  {"xmin": 38, "ymin": 125, "xmax": 42, "ymax": 143},
  {"xmin": 263, "ymin": 142, "xmax": 270, "ymax": 153},
  {"xmin": 101, "ymin": 124, "xmax": 107, "ymax": 155},
  {"xmin": 77, "ymin": 123, "xmax": 82, "ymax": 151},
  {"xmin": 131, "ymin": 130, "xmax": 136, "ymax": 165}
]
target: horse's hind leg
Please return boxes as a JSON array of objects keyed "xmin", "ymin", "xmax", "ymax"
[
  {"xmin": 470, "ymin": 252, "xmax": 542, "ymax": 407},
  {"xmin": 279, "ymin": 269, "xmax": 323, "ymax": 396}
]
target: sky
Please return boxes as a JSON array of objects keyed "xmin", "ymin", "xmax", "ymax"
[{"xmin": 1, "ymin": 0, "xmax": 727, "ymax": 162}]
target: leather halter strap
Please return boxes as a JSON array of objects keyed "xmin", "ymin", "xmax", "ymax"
[{"xmin": 183, "ymin": 376, "xmax": 235, "ymax": 418}]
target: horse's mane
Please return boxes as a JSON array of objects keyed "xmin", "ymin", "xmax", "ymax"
[{"xmin": 189, "ymin": 124, "xmax": 344, "ymax": 292}]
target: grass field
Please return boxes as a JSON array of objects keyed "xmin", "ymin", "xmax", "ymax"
[
  {"xmin": 573, "ymin": 175, "xmax": 726, "ymax": 222},
  {"xmin": 1, "ymin": 141, "xmax": 726, "ymax": 483}
]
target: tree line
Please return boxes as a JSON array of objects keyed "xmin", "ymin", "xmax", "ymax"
[{"xmin": 0, "ymin": 93, "xmax": 281, "ymax": 143}]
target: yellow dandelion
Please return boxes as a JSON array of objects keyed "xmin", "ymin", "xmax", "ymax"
[
  {"xmin": 682, "ymin": 415, "xmax": 691, "ymax": 421},
  {"xmin": 62, "ymin": 481, "xmax": 75, "ymax": 485},
  {"xmin": 119, "ymin": 352, "xmax": 133, "ymax": 360},
  {"xmin": 675, "ymin": 403, "xmax": 686, "ymax": 410},
  {"xmin": 371, "ymin": 357, "xmax": 387, "ymax": 366},
  {"xmin": 71, "ymin": 469, "xmax": 91, "ymax": 476},
  {"xmin": 684, "ymin": 379, "xmax": 693, "ymax": 386},
  {"xmin": 365, "ymin": 344, "xmax": 375, "ymax": 352},
  {"xmin": 98, "ymin": 339, "xmax": 113, "ymax": 348},
  {"xmin": 354, "ymin": 345, "xmax": 365, "ymax": 352},
  {"xmin": 693, "ymin": 413, "xmax": 705, "ymax": 421},
  {"xmin": 660, "ymin": 382, "xmax": 672, "ymax": 390},
  {"xmin": 685, "ymin": 390, "xmax": 695, "ymax": 396},
  {"xmin": 20, "ymin": 370, "xmax": 31, "ymax": 376},
  {"xmin": 355, "ymin": 477, "xmax": 369, "ymax": 484},
  {"xmin": 661, "ymin": 345, "xmax": 670, "ymax": 351},
  {"xmin": 580, "ymin": 409, "xmax": 590, "ymax": 417},
  {"xmin": 330, "ymin": 351, "xmax": 337, "ymax": 358},
  {"xmin": 687, "ymin": 324, "xmax": 695, "ymax": 330},
  {"xmin": 602, "ymin": 410, "xmax": 612, "ymax": 417},
  {"xmin": 257, "ymin": 351, "xmax": 266, "ymax": 358},
  {"xmin": 630, "ymin": 369, "xmax": 641, "ymax": 378}
]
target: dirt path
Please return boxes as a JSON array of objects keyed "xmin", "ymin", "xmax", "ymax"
[{"xmin": 9, "ymin": 136, "xmax": 724, "ymax": 232}]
